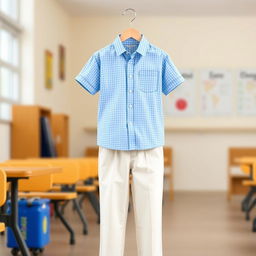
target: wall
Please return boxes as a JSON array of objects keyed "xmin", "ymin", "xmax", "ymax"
[
  {"xmin": 34, "ymin": 0, "xmax": 72, "ymax": 115},
  {"xmin": 69, "ymin": 16, "xmax": 256, "ymax": 190}
]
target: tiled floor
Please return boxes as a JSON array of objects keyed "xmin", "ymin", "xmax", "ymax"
[{"xmin": 1, "ymin": 192, "xmax": 256, "ymax": 256}]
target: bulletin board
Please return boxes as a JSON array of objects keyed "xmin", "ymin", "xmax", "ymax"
[{"xmin": 163, "ymin": 69, "xmax": 256, "ymax": 132}]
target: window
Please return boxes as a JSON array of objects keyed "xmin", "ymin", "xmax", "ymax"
[
  {"xmin": 0, "ymin": 0, "xmax": 21, "ymax": 121},
  {"xmin": 0, "ymin": 0, "xmax": 18, "ymax": 21}
]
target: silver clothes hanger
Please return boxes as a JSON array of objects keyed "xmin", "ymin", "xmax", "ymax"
[{"xmin": 120, "ymin": 8, "xmax": 141, "ymax": 42}]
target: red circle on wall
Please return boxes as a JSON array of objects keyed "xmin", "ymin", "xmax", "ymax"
[{"xmin": 175, "ymin": 98, "xmax": 187, "ymax": 111}]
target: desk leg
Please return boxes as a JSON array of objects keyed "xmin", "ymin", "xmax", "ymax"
[
  {"xmin": 10, "ymin": 179, "xmax": 30, "ymax": 256},
  {"xmin": 250, "ymin": 165, "xmax": 253, "ymax": 180},
  {"xmin": 252, "ymin": 217, "xmax": 256, "ymax": 232}
]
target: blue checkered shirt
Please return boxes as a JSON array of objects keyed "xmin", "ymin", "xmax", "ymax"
[{"xmin": 75, "ymin": 34, "xmax": 185, "ymax": 150}]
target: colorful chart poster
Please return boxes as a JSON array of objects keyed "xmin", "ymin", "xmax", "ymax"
[
  {"xmin": 163, "ymin": 70, "xmax": 196, "ymax": 116},
  {"xmin": 200, "ymin": 69, "xmax": 232, "ymax": 115},
  {"xmin": 237, "ymin": 70, "xmax": 256, "ymax": 115},
  {"xmin": 45, "ymin": 50, "xmax": 53, "ymax": 90},
  {"xmin": 59, "ymin": 45, "xmax": 66, "ymax": 81}
]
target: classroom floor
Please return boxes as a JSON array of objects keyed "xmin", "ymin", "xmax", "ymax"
[{"xmin": 1, "ymin": 191, "xmax": 256, "ymax": 256}]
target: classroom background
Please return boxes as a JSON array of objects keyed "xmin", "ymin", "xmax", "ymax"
[{"xmin": 1, "ymin": 0, "xmax": 256, "ymax": 255}]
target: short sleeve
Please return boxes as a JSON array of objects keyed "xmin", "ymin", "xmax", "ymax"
[
  {"xmin": 75, "ymin": 53, "xmax": 100, "ymax": 95},
  {"xmin": 162, "ymin": 54, "xmax": 185, "ymax": 96}
]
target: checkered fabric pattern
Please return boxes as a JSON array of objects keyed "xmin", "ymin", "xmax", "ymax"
[{"xmin": 75, "ymin": 34, "xmax": 185, "ymax": 150}]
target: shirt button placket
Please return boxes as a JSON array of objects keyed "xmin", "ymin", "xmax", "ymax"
[{"xmin": 127, "ymin": 56, "xmax": 135, "ymax": 150}]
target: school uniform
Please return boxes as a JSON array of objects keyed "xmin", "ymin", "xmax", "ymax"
[{"xmin": 75, "ymin": 34, "xmax": 184, "ymax": 256}]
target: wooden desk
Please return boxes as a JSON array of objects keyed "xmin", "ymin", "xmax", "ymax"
[
  {"xmin": 235, "ymin": 157, "xmax": 256, "ymax": 164},
  {"xmin": 0, "ymin": 167, "xmax": 61, "ymax": 256},
  {"xmin": 235, "ymin": 157, "xmax": 256, "ymax": 214},
  {"xmin": 4, "ymin": 167, "xmax": 62, "ymax": 178},
  {"xmin": 235, "ymin": 157, "xmax": 256, "ymax": 180}
]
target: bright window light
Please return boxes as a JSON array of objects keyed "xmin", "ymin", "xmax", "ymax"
[
  {"xmin": 0, "ymin": 0, "xmax": 18, "ymax": 21},
  {"xmin": 0, "ymin": 0, "xmax": 21, "ymax": 121}
]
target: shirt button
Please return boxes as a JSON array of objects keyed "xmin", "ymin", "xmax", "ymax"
[
  {"xmin": 129, "ymin": 122, "xmax": 132, "ymax": 125},
  {"xmin": 129, "ymin": 104, "xmax": 133, "ymax": 108},
  {"xmin": 129, "ymin": 75, "xmax": 132, "ymax": 78},
  {"xmin": 129, "ymin": 89, "xmax": 133, "ymax": 93}
]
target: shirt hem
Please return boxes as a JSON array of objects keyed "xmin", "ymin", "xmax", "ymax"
[
  {"xmin": 163, "ymin": 76, "xmax": 185, "ymax": 96},
  {"xmin": 97, "ymin": 142, "xmax": 164, "ymax": 151},
  {"xmin": 75, "ymin": 75, "xmax": 98, "ymax": 95}
]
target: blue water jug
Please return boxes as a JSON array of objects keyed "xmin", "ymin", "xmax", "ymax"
[{"xmin": 7, "ymin": 198, "xmax": 50, "ymax": 255}]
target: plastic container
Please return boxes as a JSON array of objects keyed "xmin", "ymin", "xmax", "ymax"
[{"xmin": 7, "ymin": 198, "xmax": 50, "ymax": 255}]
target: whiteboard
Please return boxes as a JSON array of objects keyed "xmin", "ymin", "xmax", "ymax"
[{"xmin": 163, "ymin": 68, "xmax": 256, "ymax": 131}]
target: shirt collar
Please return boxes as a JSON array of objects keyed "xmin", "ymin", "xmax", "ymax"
[{"xmin": 113, "ymin": 34, "xmax": 150, "ymax": 56}]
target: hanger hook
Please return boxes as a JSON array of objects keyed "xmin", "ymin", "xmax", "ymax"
[{"xmin": 122, "ymin": 8, "xmax": 136, "ymax": 26}]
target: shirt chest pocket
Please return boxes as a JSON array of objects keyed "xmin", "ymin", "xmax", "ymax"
[{"xmin": 138, "ymin": 69, "xmax": 159, "ymax": 93}]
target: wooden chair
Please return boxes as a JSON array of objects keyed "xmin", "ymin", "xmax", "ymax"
[
  {"xmin": 227, "ymin": 148, "xmax": 256, "ymax": 200},
  {"xmin": 0, "ymin": 161, "xmax": 79, "ymax": 244},
  {"xmin": 41, "ymin": 158, "xmax": 100, "ymax": 223},
  {"xmin": 163, "ymin": 147, "xmax": 174, "ymax": 200},
  {"xmin": 240, "ymin": 161, "xmax": 256, "ymax": 222},
  {"xmin": 0, "ymin": 169, "xmax": 6, "ymax": 233},
  {"xmin": 21, "ymin": 159, "xmax": 89, "ymax": 236},
  {"xmin": 240, "ymin": 164, "xmax": 254, "ymax": 213},
  {"xmin": 74, "ymin": 158, "xmax": 100, "ymax": 223},
  {"xmin": 84, "ymin": 147, "xmax": 100, "ymax": 187},
  {"xmin": 85, "ymin": 147, "xmax": 99, "ymax": 157},
  {"xmin": 45, "ymin": 157, "xmax": 98, "ymax": 192}
]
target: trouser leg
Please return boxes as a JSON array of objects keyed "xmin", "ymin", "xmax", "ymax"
[
  {"xmin": 131, "ymin": 146, "xmax": 164, "ymax": 256},
  {"xmin": 98, "ymin": 146, "xmax": 130, "ymax": 256}
]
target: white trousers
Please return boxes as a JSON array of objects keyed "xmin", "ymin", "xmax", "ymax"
[{"xmin": 98, "ymin": 145, "xmax": 164, "ymax": 256}]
